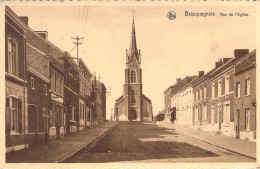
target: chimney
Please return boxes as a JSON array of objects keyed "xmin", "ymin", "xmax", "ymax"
[
  {"xmin": 198, "ymin": 71, "xmax": 204, "ymax": 77},
  {"xmin": 223, "ymin": 58, "xmax": 232, "ymax": 64},
  {"xmin": 19, "ymin": 16, "xmax": 28, "ymax": 26},
  {"xmin": 35, "ymin": 31, "xmax": 48, "ymax": 40},
  {"xmin": 176, "ymin": 78, "xmax": 181, "ymax": 83},
  {"xmin": 234, "ymin": 49, "xmax": 249, "ymax": 59},
  {"xmin": 215, "ymin": 61, "xmax": 221, "ymax": 68}
]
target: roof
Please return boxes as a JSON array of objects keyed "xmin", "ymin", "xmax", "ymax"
[
  {"xmin": 235, "ymin": 50, "xmax": 256, "ymax": 75},
  {"xmin": 171, "ymin": 76, "xmax": 197, "ymax": 96},
  {"xmin": 5, "ymin": 6, "xmax": 29, "ymax": 31},
  {"xmin": 143, "ymin": 94, "xmax": 152, "ymax": 104},
  {"xmin": 115, "ymin": 95, "xmax": 124, "ymax": 104}
]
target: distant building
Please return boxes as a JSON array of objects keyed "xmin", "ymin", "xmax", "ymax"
[
  {"xmin": 92, "ymin": 76, "xmax": 103, "ymax": 124},
  {"xmin": 114, "ymin": 17, "xmax": 153, "ymax": 121},
  {"xmin": 101, "ymin": 83, "xmax": 107, "ymax": 120},
  {"xmin": 167, "ymin": 76, "xmax": 196, "ymax": 124},
  {"xmin": 234, "ymin": 50, "xmax": 256, "ymax": 141},
  {"xmin": 63, "ymin": 52, "xmax": 79, "ymax": 133},
  {"xmin": 78, "ymin": 58, "xmax": 93, "ymax": 127},
  {"xmin": 176, "ymin": 77, "xmax": 197, "ymax": 126},
  {"xmin": 207, "ymin": 49, "xmax": 249, "ymax": 137}
]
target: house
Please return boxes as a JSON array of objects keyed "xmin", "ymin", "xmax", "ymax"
[
  {"xmin": 207, "ymin": 49, "xmax": 249, "ymax": 137},
  {"xmin": 234, "ymin": 50, "xmax": 256, "ymax": 141},
  {"xmin": 26, "ymin": 30, "xmax": 50, "ymax": 143},
  {"xmin": 5, "ymin": 6, "xmax": 29, "ymax": 152},
  {"xmin": 78, "ymin": 58, "xmax": 93, "ymax": 128},
  {"xmin": 64, "ymin": 52, "xmax": 80, "ymax": 132}
]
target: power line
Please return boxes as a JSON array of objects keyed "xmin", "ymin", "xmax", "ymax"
[
  {"xmin": 77, "ymin": 6, "xmax": 81, "ymax": 35},
  {"xmin": 69, "ymin": 45, "xmax": 77, "ymax": 53},
  {"xmin": 82, "ymin": 6, "xmax": 89, "ymax": 33},
  {"xmin": 80, "ymin": 6, "xmax": 86, "ymax": 36}
]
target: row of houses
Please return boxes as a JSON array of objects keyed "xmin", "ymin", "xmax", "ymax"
[
  {"xmin": 5, "ymin": 6, "xmax": 107, "ymax": 153},
  {"xmin": 159, "ymin": 49, "xmax": 256, "ymax": 142}
]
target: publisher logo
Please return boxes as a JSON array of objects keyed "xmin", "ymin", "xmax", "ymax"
[{"xmin": 167, "ymin": 11, "xmax": 176, "ymax": 20}]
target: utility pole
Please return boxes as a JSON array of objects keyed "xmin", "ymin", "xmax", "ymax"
[{"xmin": 72, "ymin": 36, "xmax": 84, "ymax": 62}]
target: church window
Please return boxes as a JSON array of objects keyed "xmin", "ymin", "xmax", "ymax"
[
  {"xmin": 130, "ymin": 90, "xmax": 136, "ymax": 104},
  {"xmin": 130, "ymin": 70, "xmax": 137, "ymax": 83}
]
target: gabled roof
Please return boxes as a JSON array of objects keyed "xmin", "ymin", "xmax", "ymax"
[
  {"xmin": 235, "ymin": 50, "xmax": 256, "ymax": 75},
  {"xmin": 143, "ymin": 94, "xmax": 152, "ymax": 104}
]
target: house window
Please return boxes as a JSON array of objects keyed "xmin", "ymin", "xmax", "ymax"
[
  {"xmin": 245, "ymin": 78, "xmax": 250, "ymax": 96},
  {"xmin": 203, "ymin": 105, "xmax": 207, "ymax": 120},
  {"xmin": 217, "ymin": 105, "xmax": 222, "ymax": 123},
  {"xmin": 223, "ymin": 103, "xmax": 230, "ymax": 123},
  {"xmin": 7, "ymin": 97, "xmax": 22, "ymax": 133},
  {"xmin": 211, "ymin": 106, "xmax": 215, "ymax": 124},
  {"xmin": 218, "ymin": 80, "xmax": 222, "ymax": 97},
  {"xmin": 245, "ymin": 108, "xmax": 250, "ymax": 131},
  {"xmin": 130, "ymin": 70, "xmax": 136, "ymax": 83},
  {"xmin": 7, "ymin": 37, "xmax": 18, "ymax": 76},
  {"xmin": 236, "ymin": 82, "xmax": 241, "ymax": 98},
  {"xmin": 50, "ymin": 69, "xmax": 55, "ymax": 91},
  {"xmin": 44, "ymin": 85, "xmax": 48, "ymax": 95},
  {"xmin": 200, "ymin": 89, "xmax": 202, "ymax": 101},
  {"xmin": 225, "ymin": 76, "xmax": 229, "ymax": 94},
  {"xmin": 130, "ymin": 90, "xmax": 135, "ymax": 104},
  {"xmin": 204, "ymin": 86, "xmax": 206, "ymax": 99},
  {"xmin": 72, "ymin": 106, "xmax": 75, "ymax": 121},
  {"xmin": 31, "ymin": 77, "xmax": 35, "ymax": 89},
  {"xmin": 195, "ymin": 108, "xmax": 199, "ymax": 121},
  {"xmin": 212, "ymin": 84, "xmax": 215, "ymax": 99},
  {"xmin": 196, "ymin": 91, "xmax": 199, "ymax": 102}
]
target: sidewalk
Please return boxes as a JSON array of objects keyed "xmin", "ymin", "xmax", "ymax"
[
  {"xmin": 156, "ymin": 121, "xmax": 256, "ymax": 159},
  {"xmin": 6, "ymin": 121, "xmax": 118, "ymax": 163}
]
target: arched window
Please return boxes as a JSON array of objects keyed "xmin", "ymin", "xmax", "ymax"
[
  {"xmin": 130, "ymin": 70, "xmax": 136, "ymax": 83},
  {"xmin": 130, "ymin": 90, "xmax": 135, "ymax": 104}
]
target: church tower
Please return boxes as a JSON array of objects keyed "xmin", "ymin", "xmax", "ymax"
[
  {"xmin": 124, "ymin": 17, "xmax": 142, "ymax": 121},
  {"xmin": 114, "ymin": 13, "xmax": 153, "ymax": 122}
]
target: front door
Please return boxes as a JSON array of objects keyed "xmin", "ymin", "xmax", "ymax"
[
  {"xmin": 235, "ymin": 109, "xmax": 240, "ymax": 138},
  {"xmin": 131, "ymin": 109, "xmax": 137, "ymax": 121}
]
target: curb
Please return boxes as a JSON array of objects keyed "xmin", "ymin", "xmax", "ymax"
[
  {"xmin": 55, "ymin": 122, "xmax": 119, "ymax": 163},
  {"xmin": 156, "ymin": 123, "xmax": 256, "ymax": 160}
]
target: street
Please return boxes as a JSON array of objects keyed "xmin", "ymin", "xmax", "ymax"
[{"xmin": 66, "ymin": 122, "xmax": 254, "ymax": 163}]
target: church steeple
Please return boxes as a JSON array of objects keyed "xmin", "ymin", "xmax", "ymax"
[{"xmin": 128, "ymin": 12, "xmax": 138, "ymax": 57}]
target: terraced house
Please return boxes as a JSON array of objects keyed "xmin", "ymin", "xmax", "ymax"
[
  {"xmin": 234, "ymin": 50, "xmax": 256, "ymax": 141},
  {"xmin": 5, "ymin": 6, "xmax": 29, "ymax": 152},
  {"xmin": 5, "ymin": 6, "xmax": 108, "ymax": 152},
  {"xmin": 78, "ymin": 58, "xmax": 93, "ymax": 128}
]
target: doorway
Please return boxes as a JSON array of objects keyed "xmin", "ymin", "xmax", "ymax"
[{"xmin": 235, "ymin": 109, "xmax": 240, "ymax": 138}]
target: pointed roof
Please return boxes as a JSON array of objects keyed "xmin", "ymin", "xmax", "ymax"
[{"xmin": 128, "ymin": 19, "xmax": 138, "ymax": 57}]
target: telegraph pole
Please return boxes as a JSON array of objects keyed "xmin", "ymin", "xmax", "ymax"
[{"xmin": 72, "ymin": 36, "xmax": 84, "ymax": 62}]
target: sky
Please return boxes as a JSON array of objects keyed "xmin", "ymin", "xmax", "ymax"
[{"xmin": 10, "ymin": 5, "xmax": 256, "ymax": 119}]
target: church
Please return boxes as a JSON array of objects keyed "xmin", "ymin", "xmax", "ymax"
[{"xmin": 114, "ymin": 16, "xmax": 153, "ymax": 122}]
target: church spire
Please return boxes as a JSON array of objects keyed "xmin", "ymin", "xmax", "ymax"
[{"xmin": 128, "ymin": 10, "xmax": 138, "ymax": 57}]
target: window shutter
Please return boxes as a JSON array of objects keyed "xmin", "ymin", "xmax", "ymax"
[
  {"xmin": 215, "ymin": 82, "xmax": 218, "ymax": 97},
  {"xmin": 229, "ymin": 74, "xmax": 234, "ymax": 92},
  {"xmin": 222, "ymin": 78, "xmax": 225, "ymax": 95},
  {"xmin": 18, "ymin": 99, "xmax": 23, "ymax": 133},
  {"xmin": 5, "ymin": 107, "xmax": 10, "ymax": 134}
]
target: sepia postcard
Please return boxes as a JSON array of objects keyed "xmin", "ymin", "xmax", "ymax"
[{"xmin": 0, "ymin": 1, "xmax": 259, "ymax": 169}]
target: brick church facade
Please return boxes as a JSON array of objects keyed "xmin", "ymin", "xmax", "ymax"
[{"xmin": 114, "ymin": 17, "xmax": 153, "ymax": 122}]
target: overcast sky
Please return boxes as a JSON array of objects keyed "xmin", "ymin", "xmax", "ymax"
[{"xmin": 10, "ymin": 5, "xmax": 255, "ymax": 118}]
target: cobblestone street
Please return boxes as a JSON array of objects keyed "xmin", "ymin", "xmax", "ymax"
[{"xmin": 66, "ymin": 122, "xmax": 255, "ymax": 163}]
